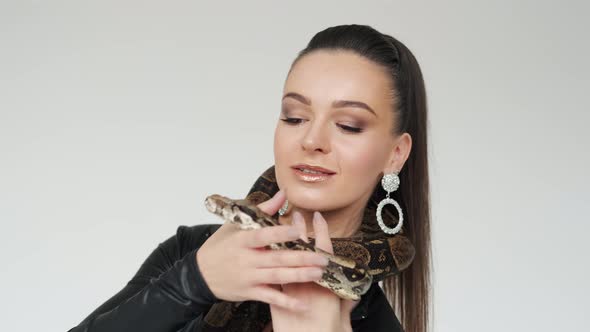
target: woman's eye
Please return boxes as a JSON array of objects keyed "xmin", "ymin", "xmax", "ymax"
[
  {"xmin": 280, "ymin": 117, "xmax": 304, "ymax": 124},
  {"xmin": 338, "ymin": 124, "xmax": 363, "ymax": 133},
  {"xmin": 280, "ymin": 118, "xmax": 362, "ymax": 133}
]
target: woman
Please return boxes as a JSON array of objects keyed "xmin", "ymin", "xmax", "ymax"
[{"xmin": 68, "ymin": 24, "xmax": 431, "ymax": 332}]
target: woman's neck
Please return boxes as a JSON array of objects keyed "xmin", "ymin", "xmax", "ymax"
[{"xmin": 278, "ymin": 197, "xmax": 367, "ymax": 238}]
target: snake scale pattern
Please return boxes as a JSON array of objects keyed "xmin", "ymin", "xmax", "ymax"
[{"xmin": 201, "ymin": 165, "xmax": 415, "ymax": 332}]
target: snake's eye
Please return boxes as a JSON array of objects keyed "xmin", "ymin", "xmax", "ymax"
[
  {"xmin": 342, "ymin": 265, "xmax": 369, "ymax": 282},
  {"xmin": 283, "ymin": 241, "xmax": 298, "ymax": 249}
]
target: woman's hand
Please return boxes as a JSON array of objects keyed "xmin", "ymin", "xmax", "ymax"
[
  {"xmin": 269, "ymin": 211, "xmax": 359, "ymax": 332},
  {"xmin": 196, "ymin": 190, "xmax": 330, "ymax": 312}
]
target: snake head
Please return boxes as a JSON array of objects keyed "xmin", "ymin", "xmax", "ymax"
[
  {"xmin": 205, "ymin": 194, "xmax": 278, "ymax": 229},
  {"xmin": 204, "ymin": 194, "xmax": 232, "ymax": 215},
  {"xmin": 313, "ymin": 246, "xmax": 373, "ymax": 300}
]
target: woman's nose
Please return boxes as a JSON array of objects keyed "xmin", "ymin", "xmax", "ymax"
[{"xmin": 301, "ymin": 120, "xmax": 330, "ymax": 153}]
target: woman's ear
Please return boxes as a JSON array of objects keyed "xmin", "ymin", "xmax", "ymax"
[{"xmin": 384, "ymin": 132, "xmax": 412, "ymax": 173}]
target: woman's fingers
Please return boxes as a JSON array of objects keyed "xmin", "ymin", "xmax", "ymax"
[
  {"xmin": 292, "ymin": 210, "xmax": 309, "ymax": 243},
  {"xmin": 253, "ymin": 266, "xmax": 325, "ymax": 285},
  {"xmin": 312, "ymin": 211, "xmax": 334, "ymax": 254},
  {"xmin": 256, "ymin": 189, "xmax": 286, "ymax": 215},
  {"xmin": 243, "ymin": 224, "xmax": 301, "ymax": 248},
  {"xmin": 253, "ymin": 285, "xmax": 308, "ymax": 312},
  {"xmin": 255, "ymin": 249, "xmax": 329, "ymax": 268}
]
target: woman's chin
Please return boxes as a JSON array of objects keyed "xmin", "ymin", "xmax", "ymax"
[
  {"xmin": 278, "ymin": 170, "xmax": 341, "ymax": 210},
  {"xmin": 286, "ymin": 189, "xmax": 336, "ymax": 212}
]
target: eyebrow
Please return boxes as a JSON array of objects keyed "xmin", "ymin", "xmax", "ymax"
[{"xmin": 282, "ymin": 92, "xmax": 377, "ymax": 117}]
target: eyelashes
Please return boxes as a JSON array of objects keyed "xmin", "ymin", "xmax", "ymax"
[{"xmin": 280, "ymin": 117, "xmax": 363, "ymax": 133}]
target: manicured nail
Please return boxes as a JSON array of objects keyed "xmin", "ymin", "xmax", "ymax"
[
  {"xmin": 313, "ymin": 211, "xmax": 323, "ymax": 225},
  {"xmin": 292, "ymin": 211, "xmax": 309, "ymax": 243},
  {"xmin": 310, "ymin": 268, "xmax": 324, "ymax": 278},
  {"xmin": 287, "ymin": 227, "xmax": 300, "ymax": 238},
  {"xmin": 275, "ymin": 189, "xmax": 285, "ymax": 199},
  {"xmin": 292, "ymin": 211, "xmax": 302, "ymax": 226},
  {"xmin": 314, "ymin": 256, "xmax": 330, "ymax": 266}
]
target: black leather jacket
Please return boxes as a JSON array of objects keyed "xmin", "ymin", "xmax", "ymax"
[{"xmin": 68, "ymin": 224, "xmax": 403, "ymax": 332}]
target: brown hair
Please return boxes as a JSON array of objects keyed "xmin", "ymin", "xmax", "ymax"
[{"xmin": 289, "ymin": 24, "xmax": 432, "ymax": 332}]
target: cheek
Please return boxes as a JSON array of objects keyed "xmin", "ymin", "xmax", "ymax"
[
  {"xmin": 273, "ymin": 125, "xmax": 295, "ymax": 188},
  {"xmin": 273, "ymin": 126, "xmax": 292, "ymax": 163},
  {"xmin": 336, "ymin": 137, "xmax": 385, "ymax": 177}
]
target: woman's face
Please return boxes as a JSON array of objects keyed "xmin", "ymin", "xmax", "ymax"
[{"xmin": 274, "ymin": 50, "xmax": 403, "ymax": 213}]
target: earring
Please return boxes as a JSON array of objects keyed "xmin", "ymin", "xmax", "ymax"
[
  {"xmin": 278, "ymin": 199, "xmax": 289, "ymax": 216},
  {"xmin": 376, "ymin": 171, "xmax": 404, "ymax": 235}
]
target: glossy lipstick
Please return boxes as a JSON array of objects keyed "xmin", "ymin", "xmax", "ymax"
[{"xmin": 291, "ymin": 164, "xmax": 336, "ymax": 183}]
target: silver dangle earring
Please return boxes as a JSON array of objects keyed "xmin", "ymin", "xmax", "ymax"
[
  {"xmin": 376, "ymin": 171, "xmax": 404, "ymax": 235},
  {"xmin": 278, "ymin": 199, "xmax": 289, "ymax": 216}
]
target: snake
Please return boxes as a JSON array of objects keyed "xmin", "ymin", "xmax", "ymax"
[{"xmin": 200, "ymin": 165, "xmax": 415, "ymax": 332}]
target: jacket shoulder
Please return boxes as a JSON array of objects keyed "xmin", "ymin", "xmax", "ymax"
[
  {"xmin": 131, "ymin": 223, "xmax": 223, "ymax": 283},
  {"xmin": 172, "ymin": 223, "xmax": 224, "ymax": 257},
  {"xmin": 69, "ymin": 223, "xmax": 224, "ymax": 330}
]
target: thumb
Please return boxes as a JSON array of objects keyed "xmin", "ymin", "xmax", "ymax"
[
  {"xmin": 312, "ymin": 211, "xmax": 333, "ymax": 254},
  {"xmin": 256, "ymin": 189, "xmax": 286, "ymax": 215},
  {"xmin": 341, "ymin": 298, "xmax": 360, "ymax": 328},
  {"xmin": 341, "ymin": 299, "xmax": 360, "ymax": 314}
]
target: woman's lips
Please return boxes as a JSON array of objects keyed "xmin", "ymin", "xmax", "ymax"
[{"xmin": 292, "ymin": 167, "xmax": 335, "ymax": 182}]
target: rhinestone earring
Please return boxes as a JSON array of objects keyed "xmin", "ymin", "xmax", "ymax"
[
  {"xmin": 278, "ymin": 199, "xmax": 289, "ymax": 216},
  {"xmin": 376, "ymin": 172, "xmax": 404, "ymax": 235}
]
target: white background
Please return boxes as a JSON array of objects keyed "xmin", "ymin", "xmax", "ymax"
[{"xmin": 1, "ymin": 1, "xmax": 588, "ymax": 331}]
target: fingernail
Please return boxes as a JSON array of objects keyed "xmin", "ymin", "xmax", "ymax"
[
  {"xmin": 292, "ymin": 212, "xmax": 309, "ymax": 243},
  {"xmin": 310, "ymin": 268, "xmax": 324, "ymax": 278},
  {"xmin": 287, "ymin": 227, "xmax": 300, "ymax": 238},
  {"xmin": 313, "ymin": 211, "xmax": 323, "ymax": 225},
  {"xmin": 292, "ymin": 211, "xmax": 302, "ymax": 226},
  {"xmin": 275, "ymin": 189, "xmax": 285, "ymax": 199},
  {"xmin": 314, "ymin": 256, "xmax": 330, "ymax": 266}
]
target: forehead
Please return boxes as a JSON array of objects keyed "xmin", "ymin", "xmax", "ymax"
[{"xmin": 284, "ymin": 50, "xmax": 392, "ymax": 111}]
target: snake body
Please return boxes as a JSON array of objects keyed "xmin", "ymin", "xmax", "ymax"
[
  {"xmin": 205, "ymin": 194, "xmax": 374, "ymax": 300},
  {"xmin": 201, "ymin": 165, "xmax": 415, "ymax": 331}
]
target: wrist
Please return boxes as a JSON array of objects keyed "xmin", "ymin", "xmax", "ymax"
[
  {"xmin": 336, "ymin": 316, "xmax": 353, "ymax": 332},
  {"xmin": 332, "ymin": 323, "xmax": 352, "ymax": 332},
  {"xmin": 328, "ymin": 316, "xmax": 352, "ymax": 332},
  {"xmin": 342, "ymin": 323, "xmax": 353, "ymax": 332}
]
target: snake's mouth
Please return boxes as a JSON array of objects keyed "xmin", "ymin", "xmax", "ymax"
[
  {"xmin": 205, "ymin": 194, "xmax": 231, "ymax": 215},
  {"xmin": 204, "ymin": 196, "xmax": 218, "ymax": 214}
]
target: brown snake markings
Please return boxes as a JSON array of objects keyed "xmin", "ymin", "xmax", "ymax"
[{"xmin": 200, "ymin": 165, "xmax": 415, "ymax": 332}]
